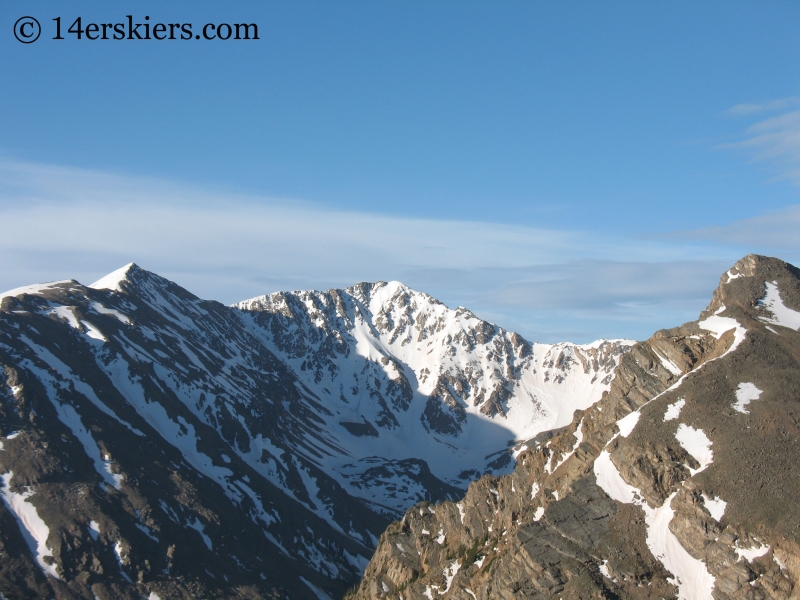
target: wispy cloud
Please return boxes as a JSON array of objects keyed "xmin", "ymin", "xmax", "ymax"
[
  {"xmin": 0, "ymin": 159, "xmax": 745, "ymax": 343},
  {"xmin": 725, "ymin": 96, "xmax": 800, "ymax": 117},
  {"xmin": 674, "ymin": 203, "xmax": 800, "ymax": 252},
  {"xmin": 721, "ymin": 99, "xmax": 800, "ymax": 186}
]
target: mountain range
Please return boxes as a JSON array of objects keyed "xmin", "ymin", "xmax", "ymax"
[{"xmin": 0, "ymin": 263, "xmax": 627, "ymax": 599}]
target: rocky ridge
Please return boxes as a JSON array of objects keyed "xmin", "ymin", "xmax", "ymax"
[
  {"xmin": 0, "ymin": 265, "xmax": 627, "ymax": 599},
  {"xmin": 347, "ymin": 255, "xmax": 800, "ymax": 600}
]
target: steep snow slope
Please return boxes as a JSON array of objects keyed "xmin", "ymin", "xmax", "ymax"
[{"xmin": 236, "ymin": 282, "xmax": 630, "ymax": 512}]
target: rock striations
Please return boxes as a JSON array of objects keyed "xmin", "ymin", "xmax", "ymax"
[
  {"xmin": 0, "ymin": 264, "xmax": 627, "ymax": 599},
  {"xmin": 346, "ymin": 255, "xmax": 800, "ymax": 600}
]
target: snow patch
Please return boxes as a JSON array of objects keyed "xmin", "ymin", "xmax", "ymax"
[
  {"xmin": 733, "ymin": 382, "xmax": 762, "ymax": 414},
  {"xmin": 81, "ymin": 320, "xmax": 107, "ymax": 342},
  {"xmin": 114, "ymin": 541, "xmax": 131, "ymax": 581},
  {"xmin": 701, "ymin": 494, "xmax": 726, "ymax": 521},
  {"xmin": 698, "ymin": 310, "xmax": 747, "ymax": 357},
  {"xmin": 51, "ymin": 401, "xmax": 123, "ymax": 490},
  {"xmin": 774, "ymin": 553, "xmax": 788, "ymax": 571},
  {"xmin": 663, "ymin": 399, "xmax": 685, "ymax": 422},
  {"xmin": 599, "ymin": 559, "xmax": 615, "ymax": 581},
  {"xmin": 736, "ymin": 542, "xmax": 770, "ymax": 563},
  {"xmin": 0, "ymin": 472, "xmax": 60, "ymax": 579},
  {"xmin": 547, "ymin": 418, "xmax": 584, "ymax": 474},
  {"xmin": 187, "ymin": 517, "xmax": 213, "ymax": 550},
  {"xmin": 88, "ymin": 520, "xmax": 101, "ymax": 541},
  {"xmin": 435, "ymin": 528, "xmax": 445, "ymax": 544},
  {"xmin": 90, "ymin": 301, "xmax": 132, "ymax": 325},
  {"xmin": 442, "ymin": 559, "xmax": 460, "ymax": 593},
  {"xmin": 654, "ymin": 349, "xmax": 682, "ymax": 377},
  {"xmin": 533, "ymin": 506, "xmax": 545, "ymax": 521},
  {"xmin": 675, "ymin": 425, "xmax": 713, "ymax": 475},
  {"xmin": 594, "ymin": 451, "xmax": 640, "ymax": 504},
  {"xmin": 616, "ymin": 410, "xmax": 641, "ymax": 438},
  {"xmin": 758, "ymin": 281, "xmax": 800, "ymax": 330},
  {"xmin": 47, "ymin": 306, "xmax": 80, "ymax": 329},
  {"xmin": 724, "ymin": 269, "xmax": 742, "ymax": 283}
]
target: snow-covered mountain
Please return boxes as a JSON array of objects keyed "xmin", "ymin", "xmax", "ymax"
[
  {"xmin": 0, "ymin": 264, "xmax": 629, "ymax": 599},
  {"xmin": 236, "ymin": 281, "xmax": 628, "ymax": 512}
]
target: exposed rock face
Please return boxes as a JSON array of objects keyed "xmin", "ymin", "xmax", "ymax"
[
  {"xmin": 347, "ymin": 255, "xmax": 800, "ymax": 600},
  {"xmin": 0, "ymin": 265, "xmax": 627, "ymax": 599}
]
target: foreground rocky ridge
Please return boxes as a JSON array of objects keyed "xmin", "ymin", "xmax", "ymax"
[
  {"xmin": 0, "ymin": 265, "xmax": 626, "ymax": 599},
  {"xmin": 348, "ymin": 255, "xmax": 800, "ymax": 600}
]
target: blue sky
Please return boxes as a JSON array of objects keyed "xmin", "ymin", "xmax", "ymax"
[{"xmin": 2, "ymin": 1, "xmax": 800, "ymax": 342}]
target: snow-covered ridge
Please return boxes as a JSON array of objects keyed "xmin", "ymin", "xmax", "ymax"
[{"xmin": 234, "ymin": 280, "xmax": 631, "ymax": 495}]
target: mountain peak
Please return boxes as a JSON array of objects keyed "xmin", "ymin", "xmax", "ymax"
[
  {"xmin": 702, "ymin": 254, "xmax": 800, "ymax": 321},
  {"xmin": 88, "ymin": 262, "xmax": 140, "ymax": 292}
]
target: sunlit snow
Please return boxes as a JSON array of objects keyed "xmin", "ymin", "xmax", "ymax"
[
  {"xmin": 675, "ymin": 425, "xmax": 713, "ymax": 476},
  {"xmin": 733, "ymin": 382, "xmax": 762, "ymax": 414},
  {"xmin": 616, "ymin": 410, "xmax": 640, "ymax": 438},
  {"xmin": 594, "ymin": 452, "xmax": 715, "ymax": 600},
  {"xmin": 701, "ymin": 494, "xmax": 726, "ymax": 522},
  {"xmin": 698, "ymin": 308, "xmax": 746, "ymax": 358},
  {"xmin": 735, "ymin": 542, "xmax": 770, "ymax": 563},
  {"xmin": 89, "ymin": 263, "xmax": 136, "ymax": 292},
  {"xmin": 758, "ymin": 281, "xmax": 800, "ymax": 330},
  {"xmin": 0, "ymin": 280, "xmax": 71, "ymax": 301},
  {"xmin": 663, "ymin": 399, "xmax": 685, "ymax": 422}
]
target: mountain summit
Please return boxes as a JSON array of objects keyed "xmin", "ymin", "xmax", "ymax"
[{"xmin": 0, "ymin": 265, "xmax": 627, "ymax": 599}]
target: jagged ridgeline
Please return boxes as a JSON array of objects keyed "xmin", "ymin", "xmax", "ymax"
[
  {"xmin": 348, "ymin": 255, "xmax": 800, "ymax": 600},
  {"xmin": 0, "ymin": 264, "xmax": 626, "ymax": 599}
]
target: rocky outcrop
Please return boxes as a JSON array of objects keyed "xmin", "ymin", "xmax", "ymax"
[{"xmin": 347, "ymin": 255, "xmax": 800, "ymax": 600}]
